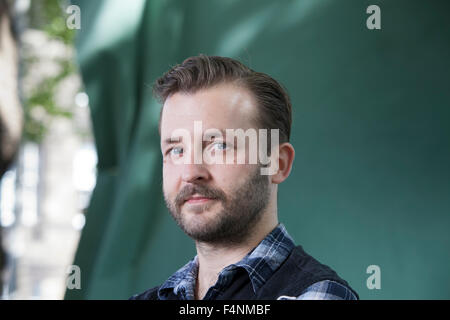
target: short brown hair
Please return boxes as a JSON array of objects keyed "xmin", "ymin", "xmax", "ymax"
[{"xmin": 154, "ymin": 54, "xmax": 292, "ymax": 144}]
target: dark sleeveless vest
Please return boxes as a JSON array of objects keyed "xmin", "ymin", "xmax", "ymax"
[{"xmin": 130, "ymin": 245, "xmax": 359, "ymax": 300}]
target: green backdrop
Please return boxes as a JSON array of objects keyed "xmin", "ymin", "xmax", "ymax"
[{"xmin": 65, "ymin": 0, "xmax": 450, "ymax": 299}]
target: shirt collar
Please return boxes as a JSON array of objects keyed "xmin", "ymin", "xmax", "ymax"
[{"xmin": 158, "ymin": 223, "xmax": 296, "ymax": 299}]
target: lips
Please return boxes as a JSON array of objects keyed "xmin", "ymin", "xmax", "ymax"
[{"xmin": 184, "ymin": 195, "xmax": 215, "ymax": 204}]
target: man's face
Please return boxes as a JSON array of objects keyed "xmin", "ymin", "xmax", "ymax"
[{"xmin": 160, "ymin": 83, "xmax": 271, "ymax": 244}]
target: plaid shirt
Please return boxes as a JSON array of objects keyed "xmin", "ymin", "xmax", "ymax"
[{"xmin": 157, "ymin": 223, "xmax": 357, "ymax": 300}]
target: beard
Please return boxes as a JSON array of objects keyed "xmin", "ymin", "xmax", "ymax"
[{"xmin": 164, "ymin": 166, "xmax": 271, "ymax": 245}]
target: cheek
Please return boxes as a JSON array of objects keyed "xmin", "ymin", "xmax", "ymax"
[
  {"xmin": 162, "ymin": 164, "xmax": 179, "ymax": 197},
  {"xmin": 210, "ymin": 164, "xmax": 252, "ymax": 190}
]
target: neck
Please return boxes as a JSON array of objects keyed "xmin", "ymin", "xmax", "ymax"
[{"xmin": 194, "ymin": 210, "xmax": 278, "ymax": 299}]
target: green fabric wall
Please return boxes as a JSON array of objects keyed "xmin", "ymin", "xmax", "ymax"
[{"xmin": 65, "ymin": 0, "xmax": 450, "ymax": 299}]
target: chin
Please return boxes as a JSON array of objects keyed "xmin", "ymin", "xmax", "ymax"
[{"xmin": 182, "ymin": 200, "xmax": 221, "ymax": 215}]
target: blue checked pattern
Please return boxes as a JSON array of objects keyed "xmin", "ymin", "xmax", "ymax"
[
  {"xmin": 276, "ymin": 279, "xmax": 358, "ymax": 300},
  {"xmin": 157, "ymin": 223, "xmax": 357, "ymax": 300}
]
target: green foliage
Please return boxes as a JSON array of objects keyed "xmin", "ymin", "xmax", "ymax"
[
  {"xmin": 23, "ymin": 0, "xmax": 78, "ymax": 143},
  {"xmin": 42, "ymin": 0, "xmax": 76, "ymax": 45}
]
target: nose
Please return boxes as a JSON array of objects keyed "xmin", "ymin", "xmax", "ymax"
[{"xmin": 181, "ymin": 163, "xmax": 210, "ymax": 183}]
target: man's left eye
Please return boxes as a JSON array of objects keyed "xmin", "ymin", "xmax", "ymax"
[{"xmin": 213, "ymin": 142, "xmax": 227, "ymax": 150}]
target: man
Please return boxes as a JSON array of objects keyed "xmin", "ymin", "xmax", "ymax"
[{"xmin": 131, "ymin": 55, "xmax": 358, "ymax": 300}]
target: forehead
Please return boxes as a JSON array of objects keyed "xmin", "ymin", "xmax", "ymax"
[{"xmin": 160, "ymin": 83, "xmax": 259, "ymax": 140}]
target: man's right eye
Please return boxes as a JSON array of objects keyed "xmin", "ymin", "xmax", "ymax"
[{"xmin": 169, "ymin": 147, "xmax": 183, "ymax": 156}]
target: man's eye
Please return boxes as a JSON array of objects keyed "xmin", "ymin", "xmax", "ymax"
[
  {"xmin": 169, "ymin": 147, "xmax": 183, "ymax": 156},
  {"xmin": 213, "ymin": 142, "xmax": 227, "ymax": 150}
]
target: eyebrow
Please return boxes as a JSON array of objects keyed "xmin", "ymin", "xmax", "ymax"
[
  {"xmin": 203, "ymin": 129, "xmax": 226, "ymax": 140},
  {"xmin": 162, "ymin": 137, "xmax": 181, "ymax": 145},
  {"xmin": 162, "ymin": 129, "xmax": 228, "ymax": 146}
]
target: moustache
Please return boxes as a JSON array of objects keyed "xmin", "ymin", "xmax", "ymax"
[{"xmin": 174, "ymin": 184, "xmax": 226, "ymax": 207}]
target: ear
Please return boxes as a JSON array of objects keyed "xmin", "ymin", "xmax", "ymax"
[{"xmin": 271, "ymin": 142, "xmax": 295, "ymax": 184}]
